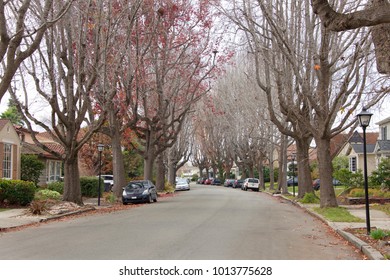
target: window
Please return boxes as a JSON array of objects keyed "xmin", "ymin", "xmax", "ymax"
[
  {"xmin": 349, "ymin": 156, "xmax": 357, "ymax": 172},
  {"xmin": 381, "ymin": 126, "xmax": 387, "ymax": 140},
  {"xmin": 2, "ymin": 144, "xmax": 12, "ymax": 179},
  {"xmin": 47, "ymin": 160, "xmax": 62, "ymax": 182}
]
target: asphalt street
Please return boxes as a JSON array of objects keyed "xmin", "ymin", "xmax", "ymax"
[{"xmin": 0, "ymin": 184, "xmax": 364, "ymax": 260}]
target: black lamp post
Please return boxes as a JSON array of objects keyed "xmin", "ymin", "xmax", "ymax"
[
  {"xmin": 97, "ymin": 144, "xmax": 105, "ymax": 206},
  {"xmin": 357, "ymin": 107, "xmax": 373, "ymax": 235},
  {"xmin": 291, "ymin": 153, "xmax": 296, "ymax": 197}
]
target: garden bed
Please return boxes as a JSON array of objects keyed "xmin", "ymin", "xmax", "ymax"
[{"xmin": 347, "ymin": 197, "xmax": 390, "ymax": 205}]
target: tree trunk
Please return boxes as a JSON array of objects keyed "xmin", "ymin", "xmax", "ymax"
[
  {"xmin": 315, "ymin": 137, "xmax": 338, "ymax": 207},
  {"xmin": 144, "ymin": 154, "xmax": 154, "ymax": 181},
  {"xmin": 269, "ymin": 139, "xmax": 275, "ymax": 190},
  {"xmin": 371, "ymin": 22, "xmax": 390, "ymax": 74},
  {"xmin": 167, "ymin": 151, "xmax": 177, "ymax": 185},
  {"xmin": 296, "ymin": 138, "xmax": 314, "ymax": 198},
  {"xmin": 258, "ymin": 156, "xmax": 265, "ymax": 190},
  {"xmin": 156, "ymin": 154, "xmax": 165, "ymax": 192},
  {"xmin": 111, "ymin": 132, "xmax": 127, "ymax": 198},
  {"xmin": 278, "ymin": 134, "xmax": 288, "ymax": 194},
  {"xmin": 63, "ymin": 154, "xmax": 82, "ymax": 205}
]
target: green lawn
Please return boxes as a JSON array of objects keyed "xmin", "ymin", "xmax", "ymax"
[
  {"xmin": 372, "ymin": 204, "xmax": 390, "ymax": 216},
  {"xmin": 313, "ymin": 207, "xmax": 363, "ymax": 222}
]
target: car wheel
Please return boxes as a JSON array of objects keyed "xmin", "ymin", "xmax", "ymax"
[{"xmin": 153, "ymin": 195, "xmax": 158, "ymax": 202}]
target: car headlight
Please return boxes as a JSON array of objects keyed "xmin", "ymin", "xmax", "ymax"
[
  {"xmin": 142, "ymin": 189, "xmax": 149, "ymax": 195},
  {"xmin": 122, "ymin": 190, "xmax": 127, "ymax": 196}
]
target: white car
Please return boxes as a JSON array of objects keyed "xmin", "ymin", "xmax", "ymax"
[
  {"xmin": 100, "ymin": 175, "xmax": 114, "ymax": 192},
  {"xmin": 241, "ymin": 178, "xmax": 260, "ymax": 191},
  {"xmin": 175, "ymin": 178, "xmax": 190, "ymax": 191}
]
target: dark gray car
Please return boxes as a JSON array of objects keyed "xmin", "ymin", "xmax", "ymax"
[{"xmin": 122, "ymin": 180, "xmax": 158, "ymax": 205}]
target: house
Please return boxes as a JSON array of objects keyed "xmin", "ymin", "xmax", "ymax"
[
  {"xmin": 374, "ymin": 116, "xmax": 390, "ymax": 163},
  {"xmin": 16, "ymin": 127, "xmax": 64, "ymax": 186},
  {"xmin": 337, "ymin": 130, "xmax": 379, "ymax": 175},
  {"xmin": 0, "ymin": 119, "xmax": 21, "ymax": 180}
]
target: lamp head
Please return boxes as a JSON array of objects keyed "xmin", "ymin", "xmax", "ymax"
[{"xmin": 357, "ymin": 107, "xmax": 373, "ymax": 128}]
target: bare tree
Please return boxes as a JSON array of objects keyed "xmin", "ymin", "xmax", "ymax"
[
  {"xmin": 311, "ymin": 0, "xmax": 390, "ymax": 74},
  {"xmin": 167, "ymin": 116, "xmax": 193, "ymax": 185},
  {"xmin": 311, "ymin": 0, "xmax": 390, "ymax": 30},
  {"xmin": 219, "ymin": 0, "xmax": 388, "ymax": 206},
  {"xmin": 0, "ymin": 0, "xmax": 74, "ymax": 102},
  {"xmin": 10, "ymin": 0, "xmax": 119, "ymax": 204}
]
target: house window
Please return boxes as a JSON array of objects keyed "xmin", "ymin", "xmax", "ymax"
[
  {"xmin": 47, "ymin": 160, "xmax": 62, "ymax": 182},
  {"xmin": 381, "ymin": 126, "xmax": 387, "ymax": 140},
  {"xmin": 349, "ymin": 156, "xmax": 357, "ymax": 172},
  {"xmin": 2, "ymin": 144, "xmax": 12, "ymax": 179}
]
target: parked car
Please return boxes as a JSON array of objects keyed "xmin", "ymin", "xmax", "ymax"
[
  {"xmin": 204, "ymin": 178, "xmax": 213, "ymax": 185},
  {"xmin": 224, "ymin": 179, "xmax": 235, "ymax": 187},
  {"xmin": 122, "ymin": 180, "xmax": 158, "ymax": 205},
  {"xmin": 175, "ymin": 178, "xmax": 190, "ymax": 191},
  {"xmin": 211, "ymin": 178, "xmax": 221, "ymax": 185},
  {"xmin": 287, "ymin": 177, "xmax": 298, "ymax": 186},
  {"xmin": 312, "ymin": 178, "xmax": 341, "ymax": 191},
  {"xmin": 233, "ymin": 179, "xmax": 244, "ymax": 189},
  {"xmin": 100, "ymin": 174, "xmax": 114, "ymax": 192},
  {"xmin": 197, "ymin": 177, "xmax": 207, "ymax": 184},
  {"xmin": 242, "ymin": 178, "xmax": 260, "ymax": 191}
]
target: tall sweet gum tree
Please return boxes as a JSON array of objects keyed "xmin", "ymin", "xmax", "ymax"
[
  {"xmin": 116, "ymin": 0, "xmax": 221, "ymax": 190},
  {"xmin": 10, "ymin": 0, "xmax": 126, "ymax": 204}
]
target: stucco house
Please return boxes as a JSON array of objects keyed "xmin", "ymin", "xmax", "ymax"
[
  {"xmin": 374, "ymin": 116, "xmax": 390, "ymax": 163},
  {"xmin": 0, "ymin": 119, "xmax": 21, "ymax": 180},
  {"xmin": 337, "ymin": 130, "xmax": 379, "ymax": 176}
]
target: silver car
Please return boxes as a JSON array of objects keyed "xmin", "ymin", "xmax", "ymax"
[
  {"xmin": 241, "ymin": 178, "xmax": 260, "ymax": 191},
  {"xmin": 175, "ymin": 178, "xmax": 190, "ymax": 191}
]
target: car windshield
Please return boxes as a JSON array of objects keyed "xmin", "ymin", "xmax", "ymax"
[
  {"xmin": 125, "ymin": 183, "xmax": 144, "ymax": 191},
  {"xmin": 248, "ymin": 179, "xmax": 259, "ymax": 183},
  {"xmin": 177, "ymin": 179, "xmax": 187, "ymax": 184}
]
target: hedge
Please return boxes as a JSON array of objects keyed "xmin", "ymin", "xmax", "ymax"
[
  {"xmin": 46, "ymin": 177, "xmax": 103, "ymax": 198},
  {"xmin": 0, "ymin": 179, "xmax": 36, "ymax": 206}
]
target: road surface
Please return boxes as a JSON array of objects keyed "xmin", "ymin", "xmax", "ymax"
[{"xmin": 0, "ymin": 184, "xmax": 363, "ymax": 259}]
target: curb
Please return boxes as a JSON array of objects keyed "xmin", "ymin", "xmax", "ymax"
[
  {"xmin": 0, "ymin": 207, "xmax": 96, "ymax": 231},
  {"xmin": 269, "ymin": 192, "xmax": 386, "ymax": 260},
  {"xmin": 39, "ymin": 207, "xmax": 96, "ymax": 222}
]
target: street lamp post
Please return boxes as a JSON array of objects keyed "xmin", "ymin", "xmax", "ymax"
[
  {"xmin": 97, "ymin": 144, "xmax": 105, "ymax": 206},
  {"xmin": 357, "ymin": 107, "xmax": 373, "ymax": 235}
]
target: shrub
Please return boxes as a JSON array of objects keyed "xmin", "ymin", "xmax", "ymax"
[
  {"xmin": 191, "ymin": 174, "xmax": 199, "ymax": 182},
  {"xmin": 21, "ymin": 154, "xmax": 45, "ymax": 185},
  {"xmin": 105, "ymin": 192, "xmax": 116, "ymax": 203},
  {"xmin": 35, "ymin": 189, "xmax": 62, "ymax": 201},
  {"xmin": 80, "ymin": 176, "xmax": 103, "ymax": 197},
  {"xmin": 0, "ymin": 179, "xmax": 36, "ymax": 206},
  {"xmin": 164, "ymin": 182, "xmax": 175, "ymax": 193},
  {"xmin": 300, "ymin": 192, "xmax": 320, "ymax": 204},
  {"xmin": 333, "ymin": 168, "xmax": 364, "ymax": 187},
  {"xmin": 47, "ymin": 181, "xmax": 64, "ymax": 194},
  {"xmin": 370, "ymin": 158, "xmax": 390, "ymax": 189},
  {"xmin": 370, "ymin": 229, "xmax": 389, "ymax": 240},
  {"xmin": 29, "ymin": 200, "xmax": 48, "ymax": 215}
]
